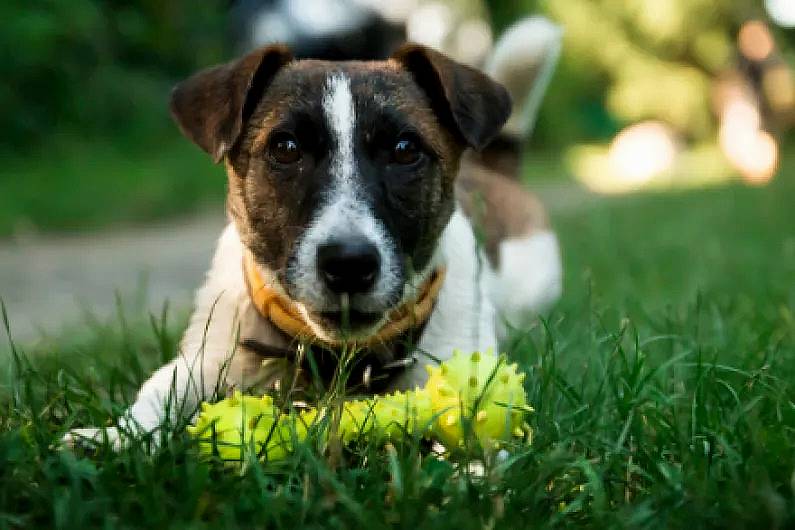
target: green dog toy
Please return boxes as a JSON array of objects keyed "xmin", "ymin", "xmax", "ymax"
[{"xmin": 187, "ymin": 350, "xmax": 532, "ymax": 461}]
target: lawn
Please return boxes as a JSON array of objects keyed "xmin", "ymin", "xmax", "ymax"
[
  {"xmin": 1, "ymin": 169, "xmax": 793, "ymax": 529},
  {"xmin": 0, "ymin": 133, "xmax": 225, "ymax": 237}
]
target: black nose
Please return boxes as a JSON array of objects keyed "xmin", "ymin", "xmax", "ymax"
[{"xmin": 316, "ymin": 238, "xmax": 381, "ymax": 294}]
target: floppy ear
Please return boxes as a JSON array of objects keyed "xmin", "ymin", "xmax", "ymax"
[
  {"xmin": 170, "ymin": 44, "xmax": 293, "ymax": 163},
  {"xmin": 391, "ymin": 44, "xmax": 512, "ymax": 150}
]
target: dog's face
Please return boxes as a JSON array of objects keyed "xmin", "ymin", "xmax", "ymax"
[{"xmin": 170, "ymin": 44, "xmax": 510, "ymax": 337}]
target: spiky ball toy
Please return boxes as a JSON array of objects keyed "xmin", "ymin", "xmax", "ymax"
[
  {"xmin": 188, "ymin": 350, "xmax": 531, "ymax": 461},
  {"xmin": 337, "ymin": 387, "xmax": 435, "ymax": 444},
  {"xmin": 186, "ymin": 393, "xmax": 303, "ymax": 461},
  {"xmin": 424, "ymin": 350, "xmax": 531, "ymax": 448}
]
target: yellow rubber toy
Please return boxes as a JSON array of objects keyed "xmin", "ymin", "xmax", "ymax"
[{"xmin": 187, "ymin": 351, "xmax": 531, "ymax": 461}]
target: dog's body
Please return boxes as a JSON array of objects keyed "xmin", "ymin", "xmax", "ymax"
[{"xmin": 65, "ymin": 30, "xmax": 562, "ymax": 448}]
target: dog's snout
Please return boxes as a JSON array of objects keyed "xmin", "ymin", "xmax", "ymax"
[{"xmin": 317, "ymin": 238, "xmax": 381, "ymax": 294}]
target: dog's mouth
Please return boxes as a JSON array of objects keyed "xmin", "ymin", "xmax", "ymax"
[{"xmin": 317, "ymin": 309, "xmax": 385, "ymax": 334}]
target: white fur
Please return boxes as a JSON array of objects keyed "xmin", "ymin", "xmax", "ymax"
[
  {"xmin": 288, "ymin": 73, "xmax": 402, "ymax": 320},
  {"xmin": 485, "ymin": 16, "xmax": 562, "ymax": 140},
  {"xmin": 486, "ymin": 230, "xmax": 563, "ymax": 337},
  {"xmin": 325, "ymin": 73, "xmax": 356, "ymax": 185},
  {"xmin": 64, "ymin": 224, "xmax": 256, "ymax": 449},
  {"xmin": 123, "ymin": 224, "xmax": 250, "ymax": 427},
  {"xmin": 391, "ymin": 209, "xmax": 498, "ymax": 389}
]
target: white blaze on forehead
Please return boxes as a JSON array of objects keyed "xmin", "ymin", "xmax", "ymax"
[
  {"xmin": 287, "ymin": 72, "xmax": 403, "ymax": 319},
  {"xmin": 323, "ymin": 73, "xmax": 356, "ymax": 184}
]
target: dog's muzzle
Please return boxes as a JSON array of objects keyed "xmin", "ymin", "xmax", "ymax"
[{"xmin": 244, "ymin": 250, "xmax": 445, "ymax": 347}]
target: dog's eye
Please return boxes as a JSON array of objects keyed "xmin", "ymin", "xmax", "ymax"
[
  {"xmin": 268, "ymin": 133, "xmax": 301, "ymax": 165},
  {"xmin": 392, "ymin": 135, "xmax": 422, "ymax": 165}
]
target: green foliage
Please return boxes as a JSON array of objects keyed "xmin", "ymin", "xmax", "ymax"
[
  {"xmin": 2, "ymin": 167, "xmax": 794, "ymax": 529},
  {"xmin": 483, "ymin": 0, "xmax": 539, "ymax": 34},
  {"xmin": 0, "ymin": 133, "xmax": 224, "ymax": 236},
  {"xmin": 0, "ymin": 2, "xmax": 229, "ymax": 236},
  {"xmin": 529, "ymin": 0, "xmax": 770, "ymax": 146},
  {"xmin": 0, "ymin": 0, "xmax": 227, "ymax": 150}
]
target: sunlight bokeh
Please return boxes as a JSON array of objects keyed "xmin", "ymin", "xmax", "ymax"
[
  {"xmin": 738, "ymin": 20, "xmax": 775, "ymax": 61},
  {"xmin": 607, "ymin": 122, "xmax": 679, "ymax": 188},
  {"xmin": 543, "ymin": 0, "xmax": 793, "ymax": 194},
  {"xmin": 718, "ymin": 90, "xmax": 779, "ymax": 185}
]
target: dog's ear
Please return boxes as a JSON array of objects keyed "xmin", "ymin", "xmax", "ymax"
[
  {"xmin": 170, "ymin": 45, "xmax": 293, "ymax": 163},
  {"xmin": 392, "ymin": 44, "xmax": 511, "ymax": 150}
]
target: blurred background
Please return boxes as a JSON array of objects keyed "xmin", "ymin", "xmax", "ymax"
[{"xmin": 2, "ymin": 0, "xmax": 794, "ymax": 343}]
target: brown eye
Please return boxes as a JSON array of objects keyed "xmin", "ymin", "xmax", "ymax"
[
  {"xmin": 392, "ymin": 135, "xmax": 422, "ymax": 165},
  {"xmin": 269, "ymin": 133, "xmax": 301, "ymax": 164}
]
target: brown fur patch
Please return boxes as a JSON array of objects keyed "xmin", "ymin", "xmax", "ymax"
[
  {"xmin": 457, "ymin": 153, "xmax": 550, "ymax": 266},
  {"xmin": 391, "ymin": 45, "xmax": 512, "ymax": 150}
]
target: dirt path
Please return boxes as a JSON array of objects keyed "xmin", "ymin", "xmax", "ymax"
[
  {"xmin": 0, "ymin": 212, "xmax": 226, "ymax": 344},
  {"xmin": 0, "ymin": 182, "xmax": 594, "ymax": 345}
]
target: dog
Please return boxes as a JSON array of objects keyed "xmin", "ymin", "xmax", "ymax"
[{"xmin": 64, "ymin": 26, "xmax": 562, "ymax": 449}]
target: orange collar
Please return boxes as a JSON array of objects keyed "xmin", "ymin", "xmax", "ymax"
[{"xmin": 243, "ymin": 251, "xmax": 445, "ymax": 349}]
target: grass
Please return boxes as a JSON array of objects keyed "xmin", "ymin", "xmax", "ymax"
[{"xmin": 1, "ymin": 170, "xmax": 794, "ymax": 528}]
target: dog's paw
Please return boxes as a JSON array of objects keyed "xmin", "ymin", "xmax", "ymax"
[{"xmin": 61, "ymin": 427, "xmax": 126, "ymax": 452}]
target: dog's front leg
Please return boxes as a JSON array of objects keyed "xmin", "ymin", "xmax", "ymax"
[
  {"xmin": 63, "ymin": 224, "xmax": 262, "ymax": 451},
  {"xmin": 63, "ymin": 287, "xmax": 252, "ymax": 451}
]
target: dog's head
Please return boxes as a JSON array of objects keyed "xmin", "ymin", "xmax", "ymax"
[{"xmin": 170, "ymin": 44, "xmax": 510, "ymax": 338}]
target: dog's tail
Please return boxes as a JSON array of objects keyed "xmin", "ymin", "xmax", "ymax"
[
  {"xmin": 473, "ymin": 16, "xmax": 563, "ymax": 178},
  {"xmin": 459, "ymin": 17, "xmax": 564, "ymax": 333},
  {"xmin": 486, "ymin": 17, "xmax": 562, "ymax": 145}
]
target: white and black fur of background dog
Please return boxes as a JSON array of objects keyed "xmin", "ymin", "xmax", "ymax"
[{"xmin": 64, "ymin": 18, "xmax": 563, "ymax": 449}]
